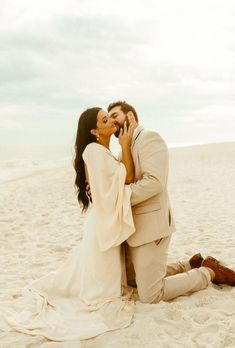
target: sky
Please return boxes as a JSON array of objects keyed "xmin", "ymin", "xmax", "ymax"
[{"xmin": 0, "ymin": 0, "xmax": 235, "ymax": 150}]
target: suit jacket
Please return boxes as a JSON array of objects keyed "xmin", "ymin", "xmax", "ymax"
[{"xmin": 126, "ymin": 126, "xmax": 176, "ymax": 247}]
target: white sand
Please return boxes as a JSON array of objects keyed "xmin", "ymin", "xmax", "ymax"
[{"xmin": 0, "ymin": 143, "xmax": 235, "ymax": 348}]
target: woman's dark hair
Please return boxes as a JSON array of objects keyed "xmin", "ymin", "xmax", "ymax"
[{"xmin": 74, "ymin": 107, "xmax": 101, "ymax": 212}]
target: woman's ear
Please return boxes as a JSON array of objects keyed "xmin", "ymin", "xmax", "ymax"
[{"xmin": 90, "ymin": 129, "xmax": 98, "ymax": 137}]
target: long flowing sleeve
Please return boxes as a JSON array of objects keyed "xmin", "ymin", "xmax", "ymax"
[{"xmin": 82, "ymin": 143, "xmax": 135, "ymax": 251}]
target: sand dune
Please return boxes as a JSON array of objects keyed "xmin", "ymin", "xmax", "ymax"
[{"xmin": 0, "ymin": 143, "xmax": 235, "ymax": 347}]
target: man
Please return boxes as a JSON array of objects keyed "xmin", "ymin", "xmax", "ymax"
[{"xmin": 107, "ymin": 100, "xmax": 235, "ymax": 303}]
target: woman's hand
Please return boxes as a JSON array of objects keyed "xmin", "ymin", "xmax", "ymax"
[
  {"xmin": 118, "ymin": 122, "xmax": 134, "ymax": 148},
  {"xmin": 86, "ymin": 181, "xmax": 92, "ymax": 202}
]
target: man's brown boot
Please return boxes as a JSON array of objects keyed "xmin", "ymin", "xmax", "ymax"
[
  {"xmin": 202, "ymin": 256, "xmax": 235, "ymax": 286},
  {"xmin": 189, "ymin": 253, "xmax": 204, "ymax": 269}
]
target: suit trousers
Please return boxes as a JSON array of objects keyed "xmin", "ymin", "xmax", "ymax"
[{"xmin": 125, "ymin": 236, "xmax": 211, "ymax": 303}]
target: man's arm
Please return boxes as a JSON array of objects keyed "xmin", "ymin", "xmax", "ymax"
[{"xmin": 130, "ymin": 132, "xmax": 169, "ymax": 206}]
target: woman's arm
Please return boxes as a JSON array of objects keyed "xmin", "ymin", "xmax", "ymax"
[
  {"xmin": 119, "ymin": 122, "xmax": 135, "ymax": 184},
  {"xmin": 82, "ymin": 142, "xmax": 135, "ymax": 251}
]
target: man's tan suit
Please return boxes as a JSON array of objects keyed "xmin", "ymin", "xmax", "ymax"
[{"xmin": 125, "ymin": 126, "xmax": 210, "ymax": 303}]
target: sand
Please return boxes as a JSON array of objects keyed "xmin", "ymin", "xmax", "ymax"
[{"xmin": 0, "ymin": 142, "xmax": 235, "ymax": 348}]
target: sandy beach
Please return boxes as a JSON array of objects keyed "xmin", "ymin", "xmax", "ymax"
[{"xmin": 0, "ymin": 142, "xmax": 235, "ymax": 348}]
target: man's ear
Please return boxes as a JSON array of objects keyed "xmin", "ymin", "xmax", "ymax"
[{"xmin": 127, "ymin": 112, "xmax": 137, "ymax": 127}]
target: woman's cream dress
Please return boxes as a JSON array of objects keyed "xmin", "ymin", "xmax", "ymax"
[{"xmin": 0, "ymin": 143, "xmax": 135, "ymax": 343}]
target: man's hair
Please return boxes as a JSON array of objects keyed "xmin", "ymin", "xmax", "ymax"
[{"xmin": 107, "ymin": 100, "xmax": 139, "ymax": 122}]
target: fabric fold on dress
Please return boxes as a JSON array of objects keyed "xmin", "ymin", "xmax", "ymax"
[{"xmin": 0, "ymin": 142, "xmax": 136, "ymax": 345}]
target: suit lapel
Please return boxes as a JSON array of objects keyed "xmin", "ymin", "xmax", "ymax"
[
  {"xmin": 118, "ymin": 126, "xmax": 144, "ymax": 160},
  {"xmin": 131, "ymin": 126, "xmax": 144, "ymax": 149}
]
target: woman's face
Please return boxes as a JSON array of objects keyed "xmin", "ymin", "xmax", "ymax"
[{"xmin": 96, "ymin": 109, "xmax": 117, "ymax": 136}]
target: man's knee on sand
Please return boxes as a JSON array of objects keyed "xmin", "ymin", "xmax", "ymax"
[
  {"xmin": 139, "ymin": 290, "xmax": 163, "ymax": 304},
  {"xmin": 138, "ymin": 282, "xmax": 164, "ymax": 304}
]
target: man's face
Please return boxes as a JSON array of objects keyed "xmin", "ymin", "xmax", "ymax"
[{"xmin": 108, "ymin": 106, "xmax": 129, "ymax": 137}]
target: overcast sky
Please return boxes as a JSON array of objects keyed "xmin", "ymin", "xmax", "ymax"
[{"xmin": 0, "ymin": 0, "xmax": 235, "ymax": 149}]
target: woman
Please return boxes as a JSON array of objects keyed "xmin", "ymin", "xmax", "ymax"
[{"xmin": 0, "ymin": 108, "xmax": 136, "ymax": 344}]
